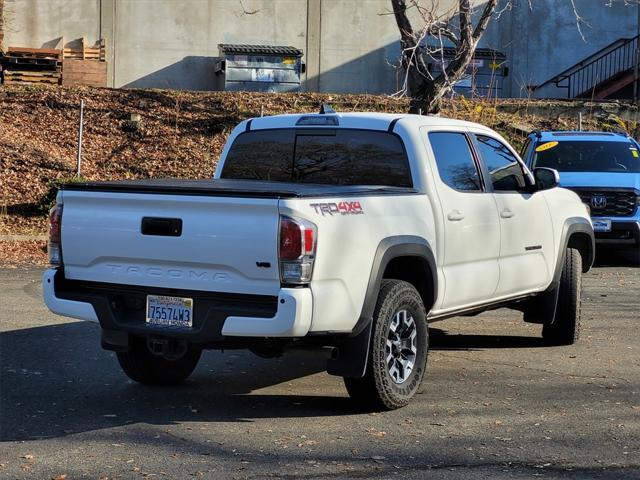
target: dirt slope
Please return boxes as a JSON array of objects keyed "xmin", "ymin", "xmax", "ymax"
[{"xmin": 0, "ymin": 85, "xmax": 624, "ymax": 237}]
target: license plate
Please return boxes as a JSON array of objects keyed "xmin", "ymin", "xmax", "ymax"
[
  {"xmin": 592, "ymin": 219, "xmax": 612, "ymax": 233},
  {"xmin": 146, "ymin": 295, "xmax": 193, "ymax": 328}
]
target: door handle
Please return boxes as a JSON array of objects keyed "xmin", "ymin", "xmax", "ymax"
[
  {"xmin": 141, "ymin": 217, "xmax": 183, "ymax": 236},
  {"xmin": 500, "ymin": 208, "xmax": 515, "ymax": 219},
  {"xmin": 447, "ymin": 210, "xmax": 465, "ymax": 221}
]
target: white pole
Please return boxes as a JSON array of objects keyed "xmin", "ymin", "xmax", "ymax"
[
  {"xmin": 77, "ymin": 99, "xmax": 85, "ymax": 177},
  {"xmin": 578, "ymin": 111, "xmax": 582, "ymax": 131}
]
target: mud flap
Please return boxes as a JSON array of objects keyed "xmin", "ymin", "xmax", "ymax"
[
  {"xmin": 523, "ymin": 283, "xmax": 560, "ymax": 325},
  {"xmin": 326, "ymin": 321, "xmax": 373, "ymax": 378}
]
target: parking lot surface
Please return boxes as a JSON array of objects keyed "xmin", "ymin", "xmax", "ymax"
[{"xmin": 1, "ymin": 250, "xmax": 638, "ymax": 479}]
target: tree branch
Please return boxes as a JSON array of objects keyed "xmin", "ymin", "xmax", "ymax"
[
  {"xmin": 458, "ymin": 0, "xmax": 473, "ymax": 50},
  {"xmin": 472, "ymin": 0, "xmax": 498, "ymax": 42},
  {"xmin": 391, "ymin": 0, "xmax": 416, "ymax": 48}
]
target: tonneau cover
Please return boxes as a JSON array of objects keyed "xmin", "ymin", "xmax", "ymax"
[{"xmin": 61, "ymin": 178, "xmax": 418, "ymax": 199}]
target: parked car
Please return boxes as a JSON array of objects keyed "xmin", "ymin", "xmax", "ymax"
[
  {"xmin": 521, "ymin": 131, "xmax": 640, "ymax": 251},
  {"xmin": 43, "ymin": 111, "xmax": 594, "ymax": 410}
]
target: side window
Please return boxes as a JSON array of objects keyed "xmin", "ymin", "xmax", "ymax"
[
  {"xmin": 475, "ymin": 135, "xmax": 527, "ymax": 191},
  {"xmin": 428, "ymin": 132, "xmax": 482, "ymax": 192}
]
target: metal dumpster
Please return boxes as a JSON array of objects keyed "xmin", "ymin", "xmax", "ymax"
[
  {"xmin": 215, "ymin": 44, "xmax": 305, "ymax": 92},
  {"xmin": 426, "ymin": 47, "xmax": 508, "ymax": 98}
]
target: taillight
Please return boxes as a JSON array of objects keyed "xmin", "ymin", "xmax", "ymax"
[
  {"xmin": 48, "ymin": 204, "xmax": 63, "ymax": 265},
  {"xmin": 279, "ymin": 215, "xmax": 317, "ymax": 284}
]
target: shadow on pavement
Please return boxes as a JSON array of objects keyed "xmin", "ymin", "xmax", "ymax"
[
  {"xmin": 429, "ymin": 327, "xmax": 546, "ymax": 351},
  {"xmin": 0, "ymin": 318, "xmax": 557, "ymax": 442},
  {"xmin": 593, "ymin": 247, "xmax": 639, "ymax": 267},
  {"xmin": 0, "ymin": 321, "xmax": 357, "ymax": 442}
]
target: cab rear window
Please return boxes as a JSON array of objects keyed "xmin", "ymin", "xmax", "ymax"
[{"xmin": 221, "ymin": 129, "xmax": 413, "ymax": 187}]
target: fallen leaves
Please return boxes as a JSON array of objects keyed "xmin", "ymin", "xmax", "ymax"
[
  {"xmin": 20, "ymin": 454, "xmax": 35, "ymax": 472},
  {"xmin": 0, "ymin": 86, "xmax": 410, "ymax": 224},
  {"xmin": 0, "ymin": 240, "xmax": 47, "ymax": 266},
  {"xmin": 366, "ymin": 427, "xmax": 387, "ymax": 437}
]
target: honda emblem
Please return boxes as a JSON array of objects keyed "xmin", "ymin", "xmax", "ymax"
[{"xmin": 590, "ymin": 195, "xmax": 607, "ymax": 209}]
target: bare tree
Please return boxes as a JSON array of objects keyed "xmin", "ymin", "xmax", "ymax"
[
  {"xmin": 392, "ymin": 0, "xmax": 640, "ymax": 113},
  {"xmin": 391, "ymin": 0, "xmax": 498, "ymax": 114}
]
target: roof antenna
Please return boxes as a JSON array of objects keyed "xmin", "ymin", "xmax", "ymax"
[{"xmin": 319, "ymin": 104, "xmax": 336, "ymax": 114}]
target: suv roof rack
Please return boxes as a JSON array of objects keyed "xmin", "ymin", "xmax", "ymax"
[{"xmin": 551, "ymin": 132, "xmax": 615, "ymax": 137}]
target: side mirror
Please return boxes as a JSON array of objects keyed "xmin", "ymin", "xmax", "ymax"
[{"xmin": 533, "ymin": 167, "xmax": 559, "ymax": 190}]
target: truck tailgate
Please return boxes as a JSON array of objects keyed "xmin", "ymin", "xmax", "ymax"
[{"xmin": 60, "ymin": 190, "xmax": 281, "ymax": 295}]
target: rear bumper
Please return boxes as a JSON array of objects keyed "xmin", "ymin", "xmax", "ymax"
[
  {"xmin": 43, "ymin": 268, "xmax": 313, "ymax": 342},
  {"xmin": 43, "ymin": 269, "xmax": 99, "ymax": 322},
  {"xmin": 594, "ymin": 220, "xmax": 640, "ymax": 246}
]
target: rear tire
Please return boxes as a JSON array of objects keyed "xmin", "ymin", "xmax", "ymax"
[
  {"xmin": 542, "ymin": 247, "xmax": 582, "ymax": 345},
  {"xmin": 117, "ymin": 338, "xmax": 201, "ymax": 385},
  {"xmin": 344, "ymin": 280, "xmax": 428, "ymax": 410}
]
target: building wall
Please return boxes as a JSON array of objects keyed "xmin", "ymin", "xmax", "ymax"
[
  {"xmin": 112, "ymin": 0, "xmax": 308, "ymax": 89},
  {"xmin": 489, "ymin": 0, "xmax": 639, "ymax": 98},
  {"xmin": 2, "ymin": 0, "xmax": 638, "ymax": 98},
  {"xmin": 0, "ymin": 0, "xmax": 4, "ymax": 51},
  {"xmin": 2, "ymin": 0, "xmax": 100, "ymax": 50},
  {"xmin": 315, "ymin": 0, "xmax": 400, "ymax": 94}
]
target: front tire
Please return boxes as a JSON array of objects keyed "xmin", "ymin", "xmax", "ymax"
[
  {"xmin": 542, "ymin": 247, "xmax": 582, "ymax": 345},
  {"xmin": 344, "ymin": 280, "xmax": 428, "ymax": 410},
  {"xmin": 117, "ymin": 338, "xmax": 201, "ymax": 385}
]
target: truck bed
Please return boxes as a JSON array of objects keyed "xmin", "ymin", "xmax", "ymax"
[{"xmin": 62, "ymin": 178, "xmax": 418, "ymax": 198}]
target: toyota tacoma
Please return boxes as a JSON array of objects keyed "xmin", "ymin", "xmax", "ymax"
[{"xmin": 43, "ymin": 111, "xmax": 594, "ymax": 409}]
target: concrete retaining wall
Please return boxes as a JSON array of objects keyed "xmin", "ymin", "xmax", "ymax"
[{"xmin": 2, "ymin": 0, "xmax": 637, "ymax": 97}]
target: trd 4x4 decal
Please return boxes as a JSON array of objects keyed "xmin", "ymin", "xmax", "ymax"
[{"xmin": 310, "ymin": 201, "xmax": 364, "ymax": 216}]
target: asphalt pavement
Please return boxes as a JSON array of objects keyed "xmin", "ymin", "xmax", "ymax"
[{"xmin": 0, "ymin": 249, "xmax": 638, "ymax": 479}]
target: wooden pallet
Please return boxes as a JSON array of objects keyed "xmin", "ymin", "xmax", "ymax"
[
  {"xmin": 61, "ymin": 59, "xmax": 107, "ymax": 87},
  {"xmin": 6, "ymin": 47, "xmax": 62, "ymax": 61},
  {"xmin": 1, "ymin": 46, "xmax": 62, "ymax": 84},
  {"xmin": 3, "ymin": 78, "xmax": 61, "ymax": 85},
  {"xmin": 4, "ymin": 56, "xmax": 61, "ymax": 68},
  {"xmin": 3, "ymin": 70, "xmax": 61, "ymax": 84},
  {"xmin": 63, "ymin": 38, "xmax": 105, "ymax": 61},
  {"xmin": 4, "ymin": 70, "xmax": 60, "ymax": 77},
  {"xmin": 1, "ymin": 40, "xmax": 106, "ymax": 86},
  {"xmin": 63, "ymin": 48, "xmax": 105, "ymax": 61}
]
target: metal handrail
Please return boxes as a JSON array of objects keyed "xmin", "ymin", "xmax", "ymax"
[{"xmin": 534, "ymin": 34, "xmax": 639, "ymax": 98}]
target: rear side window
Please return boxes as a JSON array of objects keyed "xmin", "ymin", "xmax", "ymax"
[
  {"xmin": 428, "ymin": 132, "xmax": 481, "ymax": 191},
  {"xmin": 221, "ymin": 129, "xmax": 412, "ymax": 187},
  {"xmin": 474, "ymin": 135, "xmax": 527, "ymax": 191}
]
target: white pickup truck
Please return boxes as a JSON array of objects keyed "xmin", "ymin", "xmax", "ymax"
[{"xmin": 43, "ymin": 110, "xmax": 594, "ymax": 409}]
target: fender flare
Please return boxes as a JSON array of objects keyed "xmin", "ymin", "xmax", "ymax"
[
  {"xmin": 326, "ymin": 235, "xmax": 437, "ymax": 378},
  {"xmin": 553, "ymin": 217, "xmax": 595, "ymax": 283}
]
